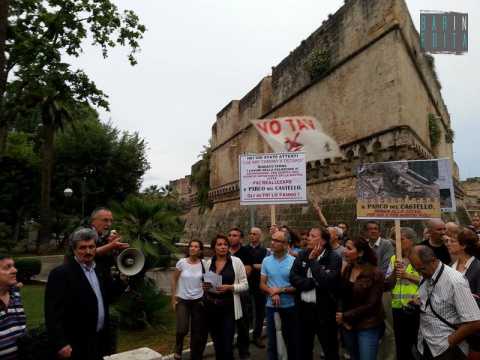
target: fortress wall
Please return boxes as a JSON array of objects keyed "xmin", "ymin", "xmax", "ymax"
[
  {"xmin": 267, "ymin": 31, "xmax": 403, "ymax": 146},
  {"xmin": 182, "ymin": 0, "xmax": 463, "ymax": 242}
]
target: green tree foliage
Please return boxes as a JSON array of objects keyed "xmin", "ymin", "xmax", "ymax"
[
  {"xmin": 0, "ymin": 132, "xmax": 39, "ymax": 247},
  {"xmin": 111, "ymin": 195, "xmax": 183, "ymax": 270},
  {"xmin": 190, "ymin": 143, "xmax": 212, "ymax": 213},
  {"xmin": 54, "ymin": 113, "xmax": 150, "ymax": 213},
  {"xmin": 0, "ymin": 114, "xmax": 150, "ymax": 250},
  {"xmin": 1, "ymin": 0, "xmax": 146, "ymax": 246},
  {"xmin": 110, "ymin": 195, "xmax": 183, "ymax": 329}
]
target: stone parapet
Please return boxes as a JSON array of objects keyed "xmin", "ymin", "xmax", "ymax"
[{"xmin": 103, "ymin": 347, "xmax": 162, "ymax": 360}]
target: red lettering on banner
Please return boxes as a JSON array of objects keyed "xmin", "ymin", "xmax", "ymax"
[
  {"xmin": 297, "ymin": 120, "xmax": 308, "ymax": 131},
  {"xmin": 270, "ymin": 120, "xmax": 281, "ymax": 134},
  {"xmin": 256, "ymin": 123, "xmax": 269, "ymax": 134},
  {"xmin": 304, "ymin": 118, "xmax": 315, "ymax": 129},
  {"xmin": 285, "ymin": 118, "xmax": 295, "ymax": 131}
]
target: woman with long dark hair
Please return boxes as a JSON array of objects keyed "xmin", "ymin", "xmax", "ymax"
[
  {"xmin": 336, "ymin": 237, "xmax": 385, "ymax": 360},
  {"xmin": 171, "ymin": 239, "xmax": 207, "ymax": 360},
  {"xmin": 204, "ymin": 235, "xmax": 248, "ymax": 360}
]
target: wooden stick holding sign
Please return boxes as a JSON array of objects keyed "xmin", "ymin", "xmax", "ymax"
[
  {"xmin": 270, "ymin": 205, "xmax": 276, "ymax": 227},
  {"xmin": 394, "ymin": 219, "xmax": 402, "ymax": 262}
]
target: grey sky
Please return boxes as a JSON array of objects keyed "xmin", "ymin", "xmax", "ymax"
[{"xmin": 70, "ymin": 0, "xmax": 479, "ymax": 187}]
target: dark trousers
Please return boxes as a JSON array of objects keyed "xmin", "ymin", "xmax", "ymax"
[
  {"xmin": 299, "ymin": 302, "xmax": 339, "ymax": 360},
  {"xmin": 422, "ymin": 340, "xmax": 466, "ymax": 360},
  {"xmin": 175, "ymin": 298, "xmax": 208, "ymax": 359},
  {"xmin": 251, "ymin": 288, "xmax": 266, "ymax": 338},
  {"xmin": 266, "ymin": 306, "xmax": 299, "ymax": 360},
  {"xmin": 235, "ymin": 293, "xmax": 250, "ymax": 358},
  {"xmin": 71, "ymin": 328, "xmax": 110, "ymax": 360},
  {"xmin": 207, "ymin": 299, "xmax": 236, "ymax": 360},
  {"xmin": 392, "ymin": 308, "xmax": 419, "ymax": 360}
]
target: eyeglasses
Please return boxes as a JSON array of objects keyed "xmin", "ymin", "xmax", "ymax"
[{"xmin": 271, "ymin": 239, "xmax": 286, "ymax": 244}]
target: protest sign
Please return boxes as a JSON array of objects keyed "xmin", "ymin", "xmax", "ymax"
[
  {"xmin": 250, "ymin": 116, "xmax": 341, "ymax": 162},
  {"xmin": 356, "ymin": 159, "xmax": 446, "ymax": 219},
  {"xmin": 436, "ymin": 158, "xmax": 456, "ymax": 212},
  {"xmin": 239, "ymin": 152, "xmax": 307, "ymax": 205}
]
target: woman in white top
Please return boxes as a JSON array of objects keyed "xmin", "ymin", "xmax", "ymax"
[
  {"xmin": 203, "ymin": 234, "xmax": 248, "ymax": 360},
  {"xmin": 171, "ymin": 240, "xmax": 207, "ymax": 360},
  {"xmin": 446, "ymin": 227, "xmax": 480, "ymax": 357}
]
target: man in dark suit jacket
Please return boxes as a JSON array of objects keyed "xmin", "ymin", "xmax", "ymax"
[
  {"xmin": 290, "ymin": 227, "xmax": 342, "ymax": 360},
  {"xmin": 45, "ymin": 227, "xmax": 124, "ymax": 360}
]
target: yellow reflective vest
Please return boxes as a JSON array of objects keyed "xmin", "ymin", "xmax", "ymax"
[{"xmin": 389, "ymin": 255, "xmax": 420, "ymax": 309}]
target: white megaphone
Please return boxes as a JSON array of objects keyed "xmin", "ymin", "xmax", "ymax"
[{"xmin": 116, "ymin": 248, "xmax": 145, "ymax": 276}]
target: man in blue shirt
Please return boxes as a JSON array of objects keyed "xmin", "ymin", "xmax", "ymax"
[{"xmin": 260, "ymin": 230, "xmax": 298, "ymax": 360}]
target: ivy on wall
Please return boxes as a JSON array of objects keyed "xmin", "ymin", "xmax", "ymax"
[
  {"xmin": 190, "ymin": 143, "xmax": 212, "ymax": 213},
  {"xmin": 428, "ymin": 113, "xmax": 441, "ymax": 148},
  {"xmin": 428, "ymin": 113, "xmax": 455, "ymax": 147},
  {"xmin": 445, "ymin": 128, "xmax": 455, "ymax": 144},
  {"xmin": 304, "ymin": 49, "xmax": 330, "ymax": 80}
]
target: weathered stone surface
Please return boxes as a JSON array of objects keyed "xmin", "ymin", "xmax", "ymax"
[
  {"xmin": 177, "ymin": 0, "xmax": 465, "ymax": 241},
  {"xmin": 103, "ymin": 347, "xmax": 162, "ymax": 360}
]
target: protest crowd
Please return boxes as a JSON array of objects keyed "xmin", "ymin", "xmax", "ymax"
[{"xmin": 1, "ymin": 208, "xmax": 480, "ymax": 360}]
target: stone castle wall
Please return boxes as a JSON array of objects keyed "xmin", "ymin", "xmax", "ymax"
[{"xmin": 181, "ymin": 0, "xmax": 463, "ymax": 242}]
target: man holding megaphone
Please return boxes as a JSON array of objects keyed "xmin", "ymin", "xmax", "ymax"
[{"xmin": 90, "ymin": 207, "xmax": 129, "ymax": 278}]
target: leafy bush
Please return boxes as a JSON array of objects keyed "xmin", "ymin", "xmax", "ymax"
[
  {"xmin": 304, "ymin": 48, "xmax": 331, "ymax": 80},
  {"xmin": 113, "ymin": 277, "xmax": 169, "ymax": 330},
  {"xmin": 428, "ymin": 113, "xmax": 441, "ymax": 148},
  {"xmin": 0, "ymin": 222, "xmax": 14, "ymax": 251},
  {"xmin": 15, "ymin": 257, "xmax": 42, "ymax": 283}
]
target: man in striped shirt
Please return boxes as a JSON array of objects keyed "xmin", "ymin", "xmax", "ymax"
[
  {"xmin": 0, "ymin": 255, "xmax": 27, "ymax": 359},
  {"xmin": 410, "ymin": 245, "xmax": 480, "ymax": 359}
]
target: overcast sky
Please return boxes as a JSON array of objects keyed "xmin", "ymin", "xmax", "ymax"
[{"xmin": 70, "ymin": 0, "xmax": 479, "ymax": 187}]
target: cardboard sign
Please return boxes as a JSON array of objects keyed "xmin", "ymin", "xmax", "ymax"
[
  {"xmin": 356, "ymin": 160, "xmax": 447, "ymax": 220},
  {"xmin": 251, "ymin": 116, "xmax": 341, "ymax": 162},
  {"xmin": 239, "ymin": 152, "xmax": 307, "ymax": 205}
]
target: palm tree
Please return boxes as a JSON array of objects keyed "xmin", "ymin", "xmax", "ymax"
[
  {"xmin": 36, "ymin": 93, "xmax": 73, "ymax": 247},
  {"xmin": 110, "ymin": 195, "xmax": 183, "ymax": 269},
  {"xmin": 110, "ymin": 195, "xmax": 183, "ymax": 329}
]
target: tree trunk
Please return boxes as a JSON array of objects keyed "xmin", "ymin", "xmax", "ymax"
[
  {"xmin": 13, "ymin": 206, "xmax": 24, "ymax": 245},
  {"xmin": 37, "ymin": 122, "xmax": 55, "ymax": 251},
  {"xmin": 0, "ymin": 0, "xmax": 9, "ymax": 155}
]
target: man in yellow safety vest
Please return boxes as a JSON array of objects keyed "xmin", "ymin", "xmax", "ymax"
[{"xmin": 385, "ymin": 227, "xmax": 420, "ymax": 360}]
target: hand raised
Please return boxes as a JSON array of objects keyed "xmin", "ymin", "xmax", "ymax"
[{"xmin": 58, "ymin": 345, "xmax": 72, "ymax": 358}]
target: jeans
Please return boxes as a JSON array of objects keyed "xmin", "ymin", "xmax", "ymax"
[
  {"xmin": 266, "ymin": 306, "xmax": 299, "ymax": 360},
  {"xmin": 207, "ymin": 298, "xmax": 235, "ymax": 360},
  {"xmin": 343, "ymin": 325, "xmax": 384, "ymax": 360},
  {"xmin": 175, "ymin": 298, "xmax": 208, "ymax": 360}
]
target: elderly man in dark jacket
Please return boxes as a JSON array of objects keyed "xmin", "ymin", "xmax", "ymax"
[
  {"xmin": 45, "ymin": 228, "xmax": 125, "ymax": 360},
  {"xmin": 290, "ymin": 227, "xmax": 342, "ymax": 360}
]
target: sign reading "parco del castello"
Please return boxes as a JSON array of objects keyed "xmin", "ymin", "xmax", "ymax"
[{"xmin": 420, "ymin": 11, "xmax": 468, "ymax": 54}]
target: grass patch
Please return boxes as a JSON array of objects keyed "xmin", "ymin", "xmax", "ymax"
[
  {"xmin": 20, "ymin": 284, "xmax": 178, "ymax": 355},
  {"xmin": 21, "ymin": 284, "xmax": 45, "ymax": 328}
]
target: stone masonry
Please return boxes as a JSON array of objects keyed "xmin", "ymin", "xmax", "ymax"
[{"xmin": 179, "ymin": 0, "xmax": 466, "ymax": 241}]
